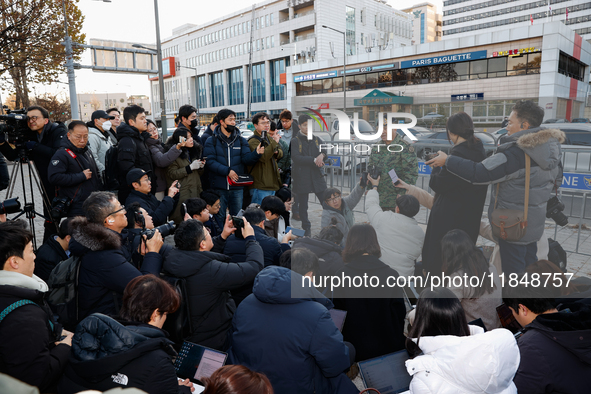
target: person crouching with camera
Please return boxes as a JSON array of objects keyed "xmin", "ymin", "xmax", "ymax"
[{"xmin": 48, "ymin": 121, "xmax": 102, "ymax": 219}]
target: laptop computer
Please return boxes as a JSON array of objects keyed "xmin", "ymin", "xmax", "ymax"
[
  {"xmin": 175, "ymin": 341, "xmax": 228, "ymax": 393},
  {"xmin": 358, "ymin": 349, "xmax": 412, "ymax": 394},
  {"xmin": 329, "ymin": 308, "xmax": 347, "ymax": 332}
]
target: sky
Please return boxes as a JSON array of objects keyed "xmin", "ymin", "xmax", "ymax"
[{"xmin": 5, "ymin": 0, "xmax": 443, "ymax": 101}]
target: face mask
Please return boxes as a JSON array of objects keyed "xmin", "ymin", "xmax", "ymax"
[
  {"xmin": 225, "ymin": 124, "xmax": 236, "ymax": 133},
  {"xmin": 190, "ymin": 119, "xmax": 198, "ymax": 129},
  {"xmin": 102, "ymin": 121, "xmax": 112, "ymax": 132}
]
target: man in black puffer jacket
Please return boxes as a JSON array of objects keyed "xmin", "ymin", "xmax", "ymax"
[
  {"xmin": 116, "ymin": 105, "xmax": 154, "ymax": 204},
  {"xmin": 48, "ymin": 121, "xmax": 103, "ymax": 218},
  {"xmin": 162, "ymin": 217, "xmax": 264, "ymax": 351}
]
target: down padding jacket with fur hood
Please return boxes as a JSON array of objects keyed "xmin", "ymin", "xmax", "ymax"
[
  {"xmin": 445, "ymin": 127, "xmax": 564, "ymax": 245},
  {"xmin": 69, "ymin": 217, "xmax": 163, "ymax": 321},
  {"xmin": 58, "ymin": 313, "xmax": 190, "ymax": 394}
]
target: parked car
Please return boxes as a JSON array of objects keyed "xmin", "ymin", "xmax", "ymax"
[
  {"xmin": 572, "ymin": 118, "xmax": 591, "ymax": 124},
  {"xmin": 412, "ymin": 131, "xmax": 498, "ymax": 160},
  {"xmin": 543, "ymin": 118, "xmax": 569, "ymax": 124},
  {"xmin": 396, "ymin": 126, "xmax": 434, "ymax": 143},
  {"xmin": 541, "ymin": 124, "xmax": 591, "ymax": 173}
]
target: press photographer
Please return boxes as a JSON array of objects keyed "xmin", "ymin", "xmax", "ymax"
[
  {"xmin": 0, "ymin": 106, "xmax": 67, "ymax": 240},
  {"xmin": 48, "ymin": 121, "xmax": 102, "ymax": 219}
]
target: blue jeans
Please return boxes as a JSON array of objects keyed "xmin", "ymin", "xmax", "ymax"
[
  {"xmin": 215, "ymin": 189, "xmax": 243, "ymax": 223},
  {"xmin": 499, "ymin": 239, "xmax": 537, "ymax": 275},
  {"xmin": 250, "ymin": 189, "xmax": 275, "ymax": 205}
]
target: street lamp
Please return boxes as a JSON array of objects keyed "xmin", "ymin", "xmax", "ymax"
[
  {"xmin": 322, "ymin": 25, "xmax": 347, "ymax": 115},
  {"xmin": 179, "ymin": 65, "xmax": 201, "ymax": 126},
  {"xmin": 131, "ymin": 0, "xmax": 167, "ymax": 139}
]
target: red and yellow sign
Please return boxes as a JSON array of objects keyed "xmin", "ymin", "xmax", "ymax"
[{"xmin": 492, "ymin": 47, "xmax": 539, "ymax": 57}]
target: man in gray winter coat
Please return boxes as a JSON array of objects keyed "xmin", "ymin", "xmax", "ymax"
[
  {"xmin": 87, "ymin": 110, "xmax": 115, "ymax": 179},
  {"xmin": 427, "ymin": 100, "xmax": 564, "ymax": 274}
]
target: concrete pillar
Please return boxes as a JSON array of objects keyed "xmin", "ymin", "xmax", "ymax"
[
  {"xmin": 265, "ymin": 60, "xmax": 271, "ymax": 104},
  {"xmin": 243, "ymin": 65, "xmax": 249, "ymax": 110},
  {"xmin": 204, "ymin": 73, "xmax": 211, "ymax": 108},
  {"xmin": 289, "ymin": 6, "xmax": 294, "ymax": 19},
  {"xmin": 221, "ymin": 69, "xmax": 228, "ymax": 107}
]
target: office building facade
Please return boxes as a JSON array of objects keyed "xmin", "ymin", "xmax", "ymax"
[{"xmin": 402, "ymin": 2, "xmax": 443, "ymax": 45}]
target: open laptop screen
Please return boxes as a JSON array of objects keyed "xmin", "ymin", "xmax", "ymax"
[
  {"xmin": 175, "ymin": 341, "xmax": 228, "ymax": 383},
  {"xmin": 358, "ymin": 350, "xmax": 412, "ymax": 394}
]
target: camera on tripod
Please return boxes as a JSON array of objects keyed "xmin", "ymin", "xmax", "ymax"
[
  {"xmin": 141, "ymin": 220, "xmax": 176, "ymax": 240},
  {"xmin": 50, "ymin": 196, "xmax": 72, "ymax": 221},
  {"xmin": 0, "ymin": 108, "xmax": 29, "ymax": 149},
  {"xmin": 0, "ymin": 197, "xmax": 21, "ymax": 215},
  {"xmin": 546, "ymin": 196, "xmax": 568, "ymax": 227}
]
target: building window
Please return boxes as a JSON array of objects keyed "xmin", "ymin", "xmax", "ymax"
[
  {"xmin": 270, "ymin": 58, "xmax": 288, "ymax": 101},
  {"xmin": 197, "ymin": 75, "xmax": 206, "ymax": 108},
  {"xmin": 266, "ymin": 15, "xmax": 269, "ymax": 27},
  {"xmin": 251, "ymin": 63, "xmax": 266, "ymax": 103},
  {"xmin": 346, "ymin": 6, "xmax": 356, "ymax": 56},
  {"xmin": 210, "ymin": 72, "xmax": 224, "ymax": 107},
  {"xmin": 270, "ymin": 13, "xmax": 274, "ymax": 25},
  {"xmin": 420, "ymin": 13, "xmax": 425, "ymax": 44},
  {"xmin": 558, "ymin": 52, "xmax": 585, "ymax": 81},
  {"xmin": 228, "ymin": 68, "xmax": 244, "ymax": 105}
]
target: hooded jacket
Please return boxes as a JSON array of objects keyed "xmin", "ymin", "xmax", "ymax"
[
  {"xmin": 145, "ymin": 137, "xmax": 181, "ymax": 193},
  {"xmin": 203, "ymin": 125, "xmax": 261, "ymax": 191},
  {"xmin": 87, "ymin": 122, "xmax": 114, "ymax": 174},
  {"xmin": 291, "ymin": 237, "xmax": 344, "ymax": 277},
  {"xmin": 229, "ymin": 266, "xmax": 358, "ymax": 394},
  {"xmin": 320, "ymin": 183, "xmax": 365, "ymax": 246},
  {"xmin": 0, "ymin": 271, "xmax": 70, "ymax": 392},
  {"xmin": 406, "ymin": 327, "xmax": 520, "ymax": 394},
  {"xmin": 58, "ymin": 313, "xmax": 190, "ymax": 394},
  {"xmin": 162, "ymin": 236, "xmax": 264, "ymax": 350},
  {"xmin": 445, "ymin": 128, "xmax": 564, "ymax": 245},
  {"xmin": 69, "ymin": 217, "xmax": 163, "ymax": 321},
  {"xmin": 0, "ymin": 121, "xmax": 66, "ymax": 199},
  {"xmin": 513, "ymin": 303, "xmax": 591, "ymax": 394},
  {"xmin": 365, "ymin": 188, "xmax": 424, "ymax": 277},
  {"xmin": 116, "ymin": 122, "xmax": 154, "ymax": 201},
  {"xmin": 48, "ymin": 137, "xmax": 103, "ymax": 217}
]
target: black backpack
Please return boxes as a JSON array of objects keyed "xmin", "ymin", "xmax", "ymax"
[
  {"xmin": 103, "ymin": 145, "xmax": 120, "ymax": 191},
  {"xmin": 161, "ymin": 275, "xmax": 193, "ymax": 348},
  {"xmin": 47, "ymin": 255, "xmax": 82, "ymax": 331}
]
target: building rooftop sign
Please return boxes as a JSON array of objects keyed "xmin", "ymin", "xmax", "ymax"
[
  {"xmin": 294, "ymin": 71, "xmax": 338, "ymax": 83},
  {"xmin": 400, "ymin": 50, "xmax": 487, "ymax": 69}
]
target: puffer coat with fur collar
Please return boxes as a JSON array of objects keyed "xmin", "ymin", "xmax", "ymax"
[{"xmin": 445, "ymin": 127, "xmax": 564, "ymax": 245}]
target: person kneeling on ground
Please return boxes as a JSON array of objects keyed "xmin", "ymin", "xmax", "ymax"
[
  {"xmin": 320, "ymin": 181, "xmax": 365, "ymax": 246},
  {"xmin": 125, "ymin": 168, "xmax": 179, "ymax": 227},
  {"xmin": 58, "ymin": 275, "xmax": 193, "ymax": 394},
  {"xmin": 162, "ymin": 217, "xmax": 264, "ymax": 350},
  {"xmin": 229, "ymin": 249, "xmax": 358, "ymax": 394}
]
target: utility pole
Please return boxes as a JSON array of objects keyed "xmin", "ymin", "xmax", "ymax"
[
  {"xmin": 62, "ymin": 0, "xmax": 79, "ymax": 119},
  {"xmin": 322, "ymin": 25, "xmax": 347, "ymax": 115},
  {"xmin": 246, "ymin": 4, "xmax": 256, "ymax": 119},
  {"xmin": 154, "ymin": 0, "xmax": 168, "ymax": 139}
]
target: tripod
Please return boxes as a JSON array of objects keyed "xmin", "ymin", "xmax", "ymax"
[{"xmin": 4, "ymin": 148, "xmax": 58, "ymax": 249}]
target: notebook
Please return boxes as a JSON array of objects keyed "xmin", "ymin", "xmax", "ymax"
[
  {"xmin": 174, "ymin": 341, "xmax": 228, "ymax": 391},
  {"xmin": 358, "ymin": 349, "xmax": 412, "ymax": 394},
  {"xmin": 329, "ymin": 308, "xmax": 347, "ymax": 331}
]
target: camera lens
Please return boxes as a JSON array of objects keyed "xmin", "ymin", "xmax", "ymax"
[{"xmin": 0, "ymin": 197, "xmax": 21, "ymax": 215}]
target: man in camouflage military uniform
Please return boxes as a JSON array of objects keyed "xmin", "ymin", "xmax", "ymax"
[{"xmin": 368, "ymin": 125, "xmax": 418, "ymax": 211}]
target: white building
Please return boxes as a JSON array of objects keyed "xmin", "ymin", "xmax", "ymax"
[
  {"xmin": 151, "ymin": 0, "xmax": 412, "ymax": 124},
  {"xmin": 402, "ymin": 2, "xmax": 442, "ymax": 45},
  {"xmin": 442, "ymin": 0, "xmax": 591, "ymax": 43},
  {"xmin": 77, "ymin": 93, "xmax": 152, "ymax": 122}
]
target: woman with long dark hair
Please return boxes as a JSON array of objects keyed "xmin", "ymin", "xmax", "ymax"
[
  {"xmin": 441, "ymin": 229, "xmax": 502, "ymax": 329},
  {"xmin": 165, "ymin": 128, "xmax": 205, "ymax": 223},
  {"xmin": 202, "ymin": 365, "xmax": 273, "ymax": 394},
  {"xmin": 145, "ymin": 119, "xmax": 183, "ymax": 200},
  {"xmin": 421, "ymin": 112, "xmax": 488, "ymax": 275},
  {"xmin": 406, "ymin": 288, "xmax": 519, "ymax": 393},
  {"xmin": 333, "ymin": 223, "xmax": 406, "ymax": 361}
]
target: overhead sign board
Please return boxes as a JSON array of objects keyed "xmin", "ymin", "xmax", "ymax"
[
  {"xmin": 492, "ymin": 47, "xmax": 540, "ymax": 57},
  {"xmin": 452, "ymin": 93, "xmax": 484, "ymax": 102},
  {"xmin": 400, "ymin": 50, "xmax": 487, "ymax": 69},
  {"xmin": 294, "ymin": 71, "xmax": 337, "ymax": 83},
  {"xmin": 148, "ymin": 57, "xmax": 176, "ymax": 81}
]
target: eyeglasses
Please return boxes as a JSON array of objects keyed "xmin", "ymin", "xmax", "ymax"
[
  {"xmin": 211, "ymin": 203, "xmax": 221, "ymax": 209},
  {"xmin": 259, "ymin": 121, "xmax": 271, "ymax": 126},
  {"xmin": 27, "ymin": 116, "xmax": 42, "ymax": 123},
  {"xmin": 326, "ymin": 196, "xmax": 341, "ymax": 203},
  {"xmin": 285, "ymin": 201, "xmax": 294, "ymax": 206},
  {"xmin": 106, "ymin": 206, "xmax": 126, "ymax": 217}
]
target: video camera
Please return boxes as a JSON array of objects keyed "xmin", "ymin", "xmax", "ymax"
[
  {"xmin": 0, "ymin": 108, "xmax": 29, "ymax": 149},
  {"xmin": 141, "ymin": 220, "xmax": 176, "ymax": 240},
  {"xmin": 0, "ymin": 197, "xmax": 21, "ymax": 215}
]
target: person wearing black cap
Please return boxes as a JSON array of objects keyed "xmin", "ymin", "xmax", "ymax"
[
  {"xmin": 87, "ymin": 110, "xmax": 115, "ymax": 181},
  {"xmin": 125, "ymin": 168, "xmax": 179, "ymax": 227}
]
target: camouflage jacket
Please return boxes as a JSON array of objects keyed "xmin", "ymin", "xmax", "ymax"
[{"xmin": 368, "ymin": 135, "xmax": 418, "ymax": 209}]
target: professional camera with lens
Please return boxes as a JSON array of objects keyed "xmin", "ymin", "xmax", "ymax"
[
  {"xmin": 50, "ymin": 196, "xmax": 72, "ymax": 221},
  {"xmin": 546, "ymin": 196, "xmax": 568, "ymax": 227},
  {"xmin": 0, "ymin": 197, "xmax": 21, "ymax": 215},
  {"xmin": 141, "ymin": 220, "xmax": 176, "ymax": 240},
  {"xmin": 0, "ymin": 108, "xmax": 29, "ymax": 149}
]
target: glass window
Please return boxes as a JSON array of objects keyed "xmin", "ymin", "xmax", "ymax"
[
  {"xmin": 526, "ymin": 53, "xmax": 541, "ymax": 74},
  {"xmin": 270, "ymin": 13, "xmax": 274, "ymax": 25},
  {"xmin": 322, "ymin": 78, "xmax": 333, "ymax": 92},
  {"xmin": 473, "ymin": 103, "xmax": 486, "ymax": 117},
  {"xmin": 271, "ymin": 36, "xmax": 275, "ymax": 47},
  {"xmin": 366, "ymin": 73, "xmax": 378, "ymax": 88},
  {"xmin": 355, "ymin": 74, "xmax": 366, "ymax": 90},
  {"xmin": 332, "ymin": 76, "xmax": 343, "ymax": 91},
  {"xmin": 489, "ymin": 100, "xmax": 504, "ymax": 116},
  {"xmin": 507, "ymin": 56, "xmax": 527, "ymax": 76},
  {"xmin": 266, "ymin": 15, "xmax": 269, "ymax": 27},
  {"xmin": 312, "ymin": 79, "xmax": 323, "ymax": 92},
  {"xmin": 346, "ymin": 75, "xmax": 357, "ymax": 89},
  {"xmin": 346, "ymin": 7, "xmax": 356, "ymax": 56},
  {"xmin": 470, "ymin": 59, "xmax": 487, "ymax": 79}
]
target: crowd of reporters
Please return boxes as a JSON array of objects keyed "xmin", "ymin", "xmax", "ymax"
[{"xmin": 0, "ymin": 100, "xmax": 589, "ymax": 394}]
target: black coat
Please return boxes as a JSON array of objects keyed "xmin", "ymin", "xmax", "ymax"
[
  {"xmin": 333, "ymin": 255, "xmax": 407, "ymax": 362},
  {"xmin": 422, "ymin": 139, "xmax": 487, "ymax": 274},
  {"xmin": 58, "ymin": 314, "xmax": 190, "ymax": 394},
  {"xmin": 0, "ymin": 282, "xmax": 70, "ymax": 392},
  {"xmin": 162, "ymin": 236, "xmax": 264, "ymax": 350},
  {"xmin": 292, "ymin": 237, "xmax": 344, "ymax": 277},
  {"xmin": 223, "ymin": 226, "xmax": 289, "ymax": 305},
  {"xmin": 125, "ymin": 190, "xmax": 175, "ymax": 227},
  {"xmin": 0, "ymin": 152, "xmax": 8, "ymax": 191},
  {"xmin": 33, "ymin": 235, "xmax": 69, "ymax": 282},
  {"xmin": 116, "ymin": 122, "xmax": 154, "ymax": 202},
  {"xmin": 514, "ymin": 303, "xmax": 591, "ymax": 394},
  {"xmin": 0, "ymin": 121, "xmax": 66, "ymax": 199},
  {"xmin": 48, "ymin": 138, "xmax": 102, "ymax": 217},
  {"xmin": 69, "ymin": 217, "xmax": 162, "ymax": 321},
  {"xmin": 290, "ymin": 133, "xmax": 327, "ymax": 194}
]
